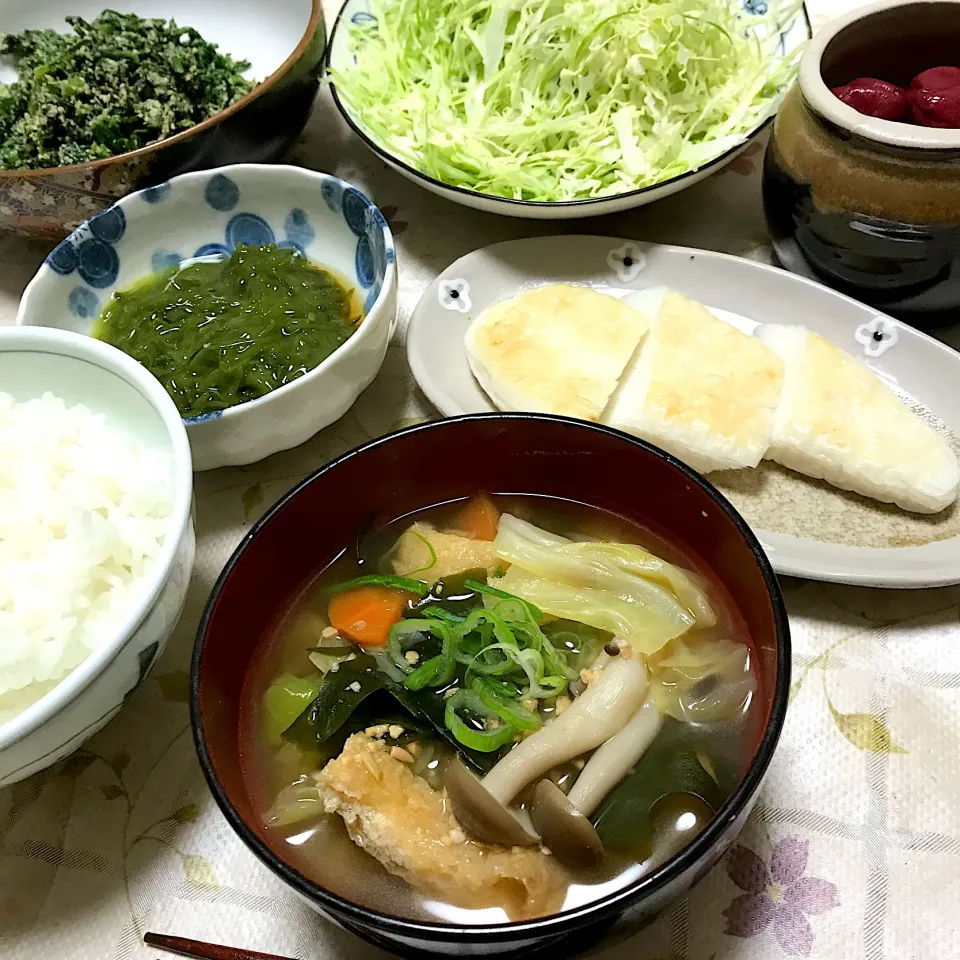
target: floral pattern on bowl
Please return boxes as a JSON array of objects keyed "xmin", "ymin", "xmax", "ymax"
[
  {"xmin": 40, "ymin": 168, "xmax": 395, "ymax": 324},
  {"xmin": 16, "ymin": 163, "xmax": 399, "ymax": 471}
]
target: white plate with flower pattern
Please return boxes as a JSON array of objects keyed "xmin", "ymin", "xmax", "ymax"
[{"xmin": 407, "ymin": 235, "xmax": 960, "ymax": 587}]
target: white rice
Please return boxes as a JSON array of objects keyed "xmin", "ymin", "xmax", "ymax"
[{"xmin": 0, "ymin": 391, "xmax": 174, "ymax": 725}]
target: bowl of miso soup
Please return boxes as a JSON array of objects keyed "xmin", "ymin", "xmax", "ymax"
[
  {"xmin": 17, "ymin": 163, "xmax": 398, "ymax": 470},
  {"xmin": 192, "ymin": 414, "xmax": 790, "ymax": 958}
]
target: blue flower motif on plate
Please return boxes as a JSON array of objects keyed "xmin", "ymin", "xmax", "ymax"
[
  {"xmin": 355, "ymin": 236, "xmax": 375, "ymax": 288},
  {"xmin": 88, "ymin": 205, "xmax": 126, "ymax": 245},
  {"xmin": 364, "ymin": 207, "xmax": 389, "ymax": 282},
  {"xmin": 152, "ymin": 250, "xmax": 183, "ymax": 273},
  {"xmin": 742, "ymin": 0, "xmax": 768, "ymax": 13},
  {"xmin": 226, "ymin": 213, "xmax": 275, "ymax": 248},
  {"xmin": 48, "ymin": 201, "xmax": 124, "ymax": 288},
  {"xmin": 284, "ymin": 208, "xmax": 316, "ymax": 251},
  {"xmin": 184, "ymin": 409, "xmax": 224, "ymax": 423},
  {"xmin": 350, "ymin": 10, "xmax": 377, "ymax": 24},
  {"xmin": 342, "ymin": 188, "xmax": 370, "ymax": 238},
  {"xmin": 69, "ymin": 286, "xmax": 99, "ymax": 319},
  {"xmin": 87, "ymin": 206, "xmax": 127, "ymax": 243},
  {"xmin": 141, "ymin": 182, "xmax": 171, "ymax": 204},
  {"xmin": 77, "ymin": 238, "xmax": 120, "ymax": 288},
  {"xmin": 322, "ymin": 179, "xmax": 344, "ymax": 214},
  {"xmin": 193, "ymin": 242, "xmax": 232, "ymax": 260},
  {"xmin": 47, "ymin": 240, "xmax": 78, "ymax": 276},
  {"xmin": 205, "ymin": 174, "xmax": 240, "ymax": 212}
]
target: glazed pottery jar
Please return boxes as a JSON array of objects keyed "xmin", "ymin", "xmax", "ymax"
[{"xmin": 763, "ymin": 0, "xmax": 960, "ymax": 327}]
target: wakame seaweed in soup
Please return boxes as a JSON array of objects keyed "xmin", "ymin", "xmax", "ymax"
[
  {"xmin": 239, "ymin": 494, "xmax": 761, "ymax": 923},
  {"xmin": 93, "ymin": 244, "xmax": 362, "ymax": 419}
]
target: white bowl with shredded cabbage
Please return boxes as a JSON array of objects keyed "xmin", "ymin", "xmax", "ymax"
[
  {"xmin": 0, "ymin": 326, "xmax": 195, "ymax": 786},
  {"xmin": 329, "ymin": 0, "xmax": 808, "ymax": 217}
]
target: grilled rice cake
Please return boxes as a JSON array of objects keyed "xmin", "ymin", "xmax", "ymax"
[
  {"xmin": 602, "ymin": 288, "xmax": 785, "ymax": 473},
  {"xmin": 756, "ymin": 324, "xmax": 960, "ymax": 514},
  {"xmin": 465, "ymin": 283, "xmax": 650, "ymax": 421}
]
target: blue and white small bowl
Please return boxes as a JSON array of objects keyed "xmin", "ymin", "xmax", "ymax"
[{"xmin": 17, "ymin": 164, "xmax": 398, "ymax": 470}]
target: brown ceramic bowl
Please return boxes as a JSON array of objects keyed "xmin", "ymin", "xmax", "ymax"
[
  {"xmin": 0, "ymin": 0, "xmax": 325, "ymax": 239},
  {"xmin": 764, "ymin": 0, "xmax": 960, "ymax": 327},
  {"xmin": 191, "ymin": 415, "xmax": 790, "ymax": 958}
]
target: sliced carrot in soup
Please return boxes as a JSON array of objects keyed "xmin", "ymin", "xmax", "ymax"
[
  {"xmin": 452, "ymin": 493, "xmax": 501, "ymax": 541},
  {"xmin": 328, "ymin": 586, "xmax": 408, "ymax": 647}
]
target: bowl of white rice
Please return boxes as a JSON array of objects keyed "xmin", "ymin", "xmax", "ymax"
[{"xmin": 0, "ymin": 325, "xmax": 194, "ymax": 786}]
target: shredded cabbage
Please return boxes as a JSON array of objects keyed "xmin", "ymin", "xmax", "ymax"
[
  {"xmin": 331, "ymin": 0, "xmax": 803, "ymax": 202},
  {"xmin": 493, "ymin": 514, "xmax": 714, "ymax": 654}
]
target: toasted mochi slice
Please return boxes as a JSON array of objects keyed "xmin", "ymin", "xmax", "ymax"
[
  {"xmin": 601, "ymin": 288, "xmax": 785, "ymax": 473},
  {"xmin": 317, "ymin": 734, "xmax": 565, "ymax": 919},
  {"xmin": 465, "ymin": 283, "xmax": 650, "ymax": 421},
  {"xmin": 756, "ymin": 324, "xmax": 960, "ymax": 513}
]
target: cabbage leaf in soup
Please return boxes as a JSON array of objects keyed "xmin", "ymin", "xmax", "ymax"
[
  {"xmin": 647, "ymin": 635, "xmax": 756, "ymax": 723},
  {"xmin": 492, "ymin": 514, "xmax": 715, "ymax": 654}
]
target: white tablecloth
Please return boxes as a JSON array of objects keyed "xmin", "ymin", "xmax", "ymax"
[{"xmin": 1, "ymin": 2, "xmax": 958, "ymax": 958}]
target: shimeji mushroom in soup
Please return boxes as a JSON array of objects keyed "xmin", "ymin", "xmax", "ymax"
[{"xmin": 239, "ymin": 494, "xmax": 761, "ymax": 923}]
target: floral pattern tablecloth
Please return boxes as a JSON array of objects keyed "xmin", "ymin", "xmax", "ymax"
[{"xmin": 1, "ymin": 2, "xmax": 958, "ymax": 958}]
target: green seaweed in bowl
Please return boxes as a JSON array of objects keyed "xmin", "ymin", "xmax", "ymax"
[{"xmin": 91, "ymin": 243, "xmax": 362, "ymax": 419}]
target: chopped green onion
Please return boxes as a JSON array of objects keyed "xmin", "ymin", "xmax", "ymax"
[
  {"xmin": 405, "ymin": 655, "xmax": 443, "ymax": 691},
  {"xmin": 464, "ymin": 579, "xmax": 544, "ymax": 620},
  {"xmin": 461, "ymin": 641, "xmax": 516, "ymax": 676},
  {"xmin": 422, "ymin": 606, "xmax": 465, "ymax": 623},
  {"xmin": 542, "ymin": 635, "xmax": 578, "ymax": 681},
  {"xmin": 388, "ymin": 618, "xmax": 459, "ymax": 690},
  {"xmin": 457, "ymin": 607, "xmax": 521, "ymax": 650},
  {"xmin": 407, "ymin": 531, "xmax": 438, "ymax": 574},
  {"xmin": 386, "ymin": 619, "xmax": 434, "ymax": 674},
  {"xmin": 328, "ymin": 575, "xmax": 430, "ymax": 596},
  {"xmin": 473, "ymin": 677, "xmax": 541, "ymax": 731},
  {"xmin": 445, "ymin": 689, "xmax": 517, "ymax": 752},
  {"xmin": 371, "ymin": 593, "xmax": 577, "ymax": 759},
  {"xmin": 405, "ymin": 622, "xmax": 457, "ymax": 690}
]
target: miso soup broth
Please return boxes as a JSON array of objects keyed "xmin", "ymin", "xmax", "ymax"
[{"xmin": 239, "ymin": 494, "xmax": 762, "ymax": 924}]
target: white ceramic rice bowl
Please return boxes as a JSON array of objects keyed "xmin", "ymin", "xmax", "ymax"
[
  {"xmin": 0, "ymin": 326, "xmax": 195, "ymax": 786},
  {"xmin": 16, "ymin": 164, "xmax": 398, "ymax": 470}
]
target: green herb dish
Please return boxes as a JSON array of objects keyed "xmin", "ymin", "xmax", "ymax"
[
  {"xmin": 92, "ymin": 244, "xmax": 362, "ymax": 419},
  {"xmin": 0, "ymin": 0, "xmax": 326, "ymax": 238},
  {"xmin": 0, "ymin": 11, "xmax": 254, "ymax": 170},
  {"xmin": 328, "ymin": 0, "xmax": 810, "ymax": 218}
]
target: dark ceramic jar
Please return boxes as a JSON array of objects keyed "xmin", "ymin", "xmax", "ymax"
[{"xmin": 763, "ymin": 0, "xmax": 960, "ymax": 328}]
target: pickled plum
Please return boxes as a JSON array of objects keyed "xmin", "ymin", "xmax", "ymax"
[
  {"xmin": 831, "ymin": 78, "xmax": 907, "ymax": 121},
  {"xmin": 908, "ymin": 86, "xmax": 960, "ymax": 127},
  {"xmin": 910, "ymin": 67, "xmax": 960, "ymax": 93},
  {"xmin": 831, "ymin": 66, "xmax": 960, "ymax": 128},
  {"xmin": 908, "ymin": 67, "xmax": 960, "ymax": 127}
]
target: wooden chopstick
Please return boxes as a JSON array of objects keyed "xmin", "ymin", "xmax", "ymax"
[{"xmin": 144, "ymin": 932, "xmax": 300, "ymax": 960}]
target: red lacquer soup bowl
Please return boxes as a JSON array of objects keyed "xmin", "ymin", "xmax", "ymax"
[{"xmin": 191, "ymin": 414, "xmax": 790, "ymax": 959}]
